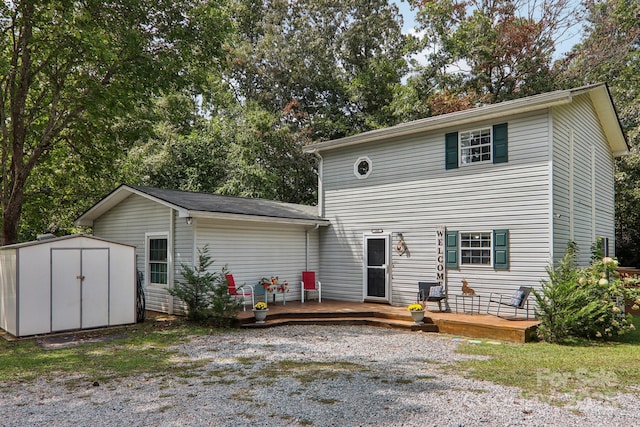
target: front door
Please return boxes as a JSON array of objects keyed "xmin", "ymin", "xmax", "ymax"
[{"xmin": 364, "ymin": 235, "xmax": 389, "ymax": 301}]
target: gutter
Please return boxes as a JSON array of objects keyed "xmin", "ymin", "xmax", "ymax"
[{"xmin": 303, "ymin": 89, "xmax": 586, "ymax": 154}]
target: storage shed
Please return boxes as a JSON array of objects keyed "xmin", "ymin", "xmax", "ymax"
[{"xmin": 0, "ymin": 234, "xmax": 136, "ymax": 337}]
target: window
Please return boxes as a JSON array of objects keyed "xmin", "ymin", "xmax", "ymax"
[
  {"xmin": 445, "ymin": 229, "xmax": 509, "ymax": 269},
  {"xmin": 445, "ymin": 123, "xmax": 508, "ymax": 169},
  {"xmin": 460, "ymin": 232, "xmax": 492, "ymax": 265},
  {"xmin": 149, "ymin": 238, "xmax": 168, "ymax": 284},
  {"xmin": 354, "ymin": 156, "xmax": 372, "ymax": 179},
  {"xmin": 460, "ymin": 128, "xmax": 492, "ymax": 165}
]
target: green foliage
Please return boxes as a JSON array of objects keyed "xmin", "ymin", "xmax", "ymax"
[
  {"xmin": 535, "ymin": 243, "xmax": 640, "ymax": 343},
  {"xmin": 0, "ymin": 0, "xmax": 231, "ymax": 244},
  {"xmin": 168, "ymin": 245, "xmax": 242, "ymax": 324},
  {"xmin": 411, "ymin": 0, "xmax": 569, "ymax": 112}
]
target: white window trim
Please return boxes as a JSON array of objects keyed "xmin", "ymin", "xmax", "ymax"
[
  {"xmin": 459, "ymin": 231, "xmax": 493, "ymax": 266},
  {"xmin": 146, "ymin": 232, "xmax": 169, "ymax": 286},
  {"xmin": 459, "ymin": 126, "xmax": 492, "ymax": 166},
  {"xmin": 354, "ymin": 156, "xmax": 372, "ymax": 179}
]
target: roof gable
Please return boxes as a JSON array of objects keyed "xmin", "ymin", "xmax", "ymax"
[
  {"xmin": 305, "ymin": 84, "xmax": 628, "ymax": 157},
  {"xmin": 76, "ymin": 185, "xmax": 328, "ymax": 227}
]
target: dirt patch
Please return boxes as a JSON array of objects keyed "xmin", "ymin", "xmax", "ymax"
[{"xmin": 36, "ymin": 330, "xmax": 130, "ymax": 350}]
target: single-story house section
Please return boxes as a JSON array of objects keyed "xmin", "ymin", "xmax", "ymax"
[
  {"xmin": 303, "ymin": 83, "xmax": 629, "ymax": 311},
  {"xmin": 76, "ymin": 185, "xmax": 329, "ymax": 314}
]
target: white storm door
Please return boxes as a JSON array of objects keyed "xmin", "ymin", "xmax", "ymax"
[
  {"xmin": 81, "ymin": 249, "xmax": 109, "ymax": 328},
  {"xmin": 51, "ymin": 249, "xmax": 82, "ymax": 332},
  {"xmin": 364, "ymin": 235, "xmax": 390, "ymax": 301}
]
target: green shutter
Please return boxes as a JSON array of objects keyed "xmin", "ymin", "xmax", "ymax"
[
  {"xmin": 445, "ymin": 230, "xmax": 458, "ymax": 268},
  {"xmin": 445, "ymin": 132, "xmax": 458, "ymax": 170},
  {"xmin": 493, "ymin": 229, "xmax": 509, "ymax": 270},
  {"xmin": 493, "ymin": 123, "xmax": 508, "ymax": 164}
]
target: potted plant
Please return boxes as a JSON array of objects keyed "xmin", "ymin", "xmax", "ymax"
[
  {"xmin": 408, "ymin": 303, "xmax": 425, "ymax": 325},
  {"xmin": 253, "ymin": 301, "xmax": 269, "ymax": 324}
]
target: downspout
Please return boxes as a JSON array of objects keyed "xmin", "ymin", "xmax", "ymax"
[
  {"xmin": 168, "ymin": 208, "xmax": 174, "ymax": 314},
  {"xmin": 312, "ymin": 150, "xmax": 324, "ymax": 217}
]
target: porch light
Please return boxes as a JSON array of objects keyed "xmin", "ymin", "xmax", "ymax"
[{"xmin": 186, "ymin": 217, "xmax": 193, "ymax": 225}]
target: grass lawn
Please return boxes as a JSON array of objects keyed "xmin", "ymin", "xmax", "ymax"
[
  {"xmin": 0, "ymin": 318, "xmax": 211, "ymax": 384},
  {"xmin": 453, "ymin": 315, "xmax": 640, "ymax": 403}
]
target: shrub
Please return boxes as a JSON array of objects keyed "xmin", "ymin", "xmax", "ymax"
[
  {"xmin": 534, "ymin": 242, "xmax": 640, "ymax": 343},
  {"xmin": 168, "ymin": 245, "xmax": 242, "ymax": 325}
]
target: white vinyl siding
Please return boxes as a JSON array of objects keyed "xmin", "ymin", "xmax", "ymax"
[
  {"xmin": 552, "ymin": 94, "xmax": 616, "ymax": 266},
  {"xmin": 195, "ymin": 219, "xmax": 320, "ymax": 303},
  {"xmin": 319, "ymin": 111, "xmax": 552, "ymax": 308},
  {"xmin": 92, "ymin": 194, "xmax": 173, "ymax": 313}
]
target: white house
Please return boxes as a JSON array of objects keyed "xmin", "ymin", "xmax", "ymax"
[
  {"xmin": 75, "ymin": 83, "xmax": 627, "ymax": 315},
  {"xmin": 303, "ymin": 83, "xmax": 628, "ymax": 310},
  {"xmin": 76, "ymin": 185, "xmax": 329, "ymax": 314}
]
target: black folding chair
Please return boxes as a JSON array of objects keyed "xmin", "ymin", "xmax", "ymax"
[
  {"xmin": 487, "ymin": 286, "xmax": 533, "ymax": 320},
  {"xmin": 417, "ymin": 281, "xmax": 447, "ymax": 312}
]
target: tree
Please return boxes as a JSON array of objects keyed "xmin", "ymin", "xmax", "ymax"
[
  {"xmin": 226, "ymin": 0, "xmax": 409, "ymax": 140},
  {"xmin": 169, "ymin": 245, "xmax": 241, "ymax": 324},
  {"xmin": 0, "ymin": 0, "xmax": 230, "ymax": 244},
  {"xmin": 410, "ymin": 0, "xmax": 576, "ymax": 113}
]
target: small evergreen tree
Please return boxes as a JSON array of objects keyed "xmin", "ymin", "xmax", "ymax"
[{"xmin": 168, "ymin": 245, "xmax": 242, "ymax": 325}]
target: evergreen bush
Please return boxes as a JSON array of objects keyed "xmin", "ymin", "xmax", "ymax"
[
  {"xmin": 534, "ymin": 242, "xmax": 640, "ymax": 343},
  {"xmin": 168, "ymin": 245, "xmax": 242, "ymax": 325}
]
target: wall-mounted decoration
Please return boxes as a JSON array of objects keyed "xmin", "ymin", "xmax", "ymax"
[{"xmin": 394, "ymin": 233, "xmax": 407, "ymax": 256}]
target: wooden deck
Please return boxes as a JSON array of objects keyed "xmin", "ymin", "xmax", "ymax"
[{"xmin": 238, "ymin": 300, "xmax": 539, "ymax": 343}]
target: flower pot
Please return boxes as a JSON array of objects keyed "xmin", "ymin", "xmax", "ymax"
[
  {"xmin": 410, "ymin": 310, "xmax": 425, "ymax": 325},
  {"xmin": 253, "ymin": 309, "xmax": 269, "ymax": 324}
]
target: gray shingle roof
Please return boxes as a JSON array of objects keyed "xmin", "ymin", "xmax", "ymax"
[{"xmin": 128, "ymin": 185, "xmax": 323, "ymax": 222}]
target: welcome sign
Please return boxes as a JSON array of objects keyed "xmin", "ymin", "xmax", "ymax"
[{"xmin": 436, "ymin": 226, "xmax": 445, "ymax": 286}]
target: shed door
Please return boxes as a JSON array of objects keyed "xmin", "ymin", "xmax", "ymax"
[
  {"xmin": 51, "ymin": 249, "xmax": 109, "ymax": 332},
  {"xmin": 81, "ymin": 249, "xmax": 109, "ymax": 328}
]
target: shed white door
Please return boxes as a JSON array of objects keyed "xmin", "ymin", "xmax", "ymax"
[
  {"xmin": 51, "ymin": 249, "xmax": 109, "ymax": 332},
  {"xmin": 364, "ymin": 236, "xmax": 389, "ymax": 301}
]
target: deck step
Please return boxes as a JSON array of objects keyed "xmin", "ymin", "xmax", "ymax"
[{"xmin": 240, "ymin": 316, "xmax": 439, "ymax": 332}]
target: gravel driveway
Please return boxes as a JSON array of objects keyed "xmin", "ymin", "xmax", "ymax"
[{"xmin": 1, "ymin": 325, "xmax": 638, "ymax": 426}]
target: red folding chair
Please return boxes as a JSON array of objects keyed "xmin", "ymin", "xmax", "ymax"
[
  {"xmin": 301, "ymin": 271, "xmax": 321, "ymax": 303},
  {"xmin": 226, "ymin": 274, "xmax": 255, "ymax": 311}
]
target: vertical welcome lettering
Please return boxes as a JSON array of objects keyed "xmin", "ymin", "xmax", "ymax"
[{"xmin": 436, "ymin": 226, "xmax": 445, "ymax": 286}]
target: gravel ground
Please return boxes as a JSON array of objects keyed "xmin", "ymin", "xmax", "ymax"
[{"xmin": 1, "ymin": 325, "xmax": 639, "ymax": 426}]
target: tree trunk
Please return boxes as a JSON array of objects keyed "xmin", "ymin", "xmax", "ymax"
[{"xmin": 1, "ymin": 187, "xmax": 25, "ymax": 246}]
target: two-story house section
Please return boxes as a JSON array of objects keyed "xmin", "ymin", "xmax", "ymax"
[{"xmin": 304, "ymin": 83, "xmax": 629, "ymax": 309}]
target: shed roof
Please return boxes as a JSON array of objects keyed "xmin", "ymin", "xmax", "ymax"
[
  {"xmin": 76, "ymin": 185, "xmax": 328, "ymax": 227},
  {"xmin": 304, "ymin": 83, "xmax": 629, "ymax": 157},
  {"xmin": 0, "ymin": 234, "xmax": 135, "ymax": 250}
]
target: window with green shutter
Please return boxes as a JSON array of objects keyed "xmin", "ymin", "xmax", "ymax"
[
  {"xmin": 445, "ymin": 230, "xmax": 459, "ymax": 268},
  {"xmin": 446, "ymin": 123, "xmax": 508, "ymax": 169},
  {"xmin": 493, "ymin": 229, "xmax": 509, "ymax": 269},
  {"xmin": 493, "ymin": 123, "xmax": 508, "ymax": 164},
  {"xmin": 447, "ymin": 229, "xmax": 510, "ymax": 269},
  {"xmin": 445, "ymin": 132, "xmax": 458, "ymax": 169}
]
